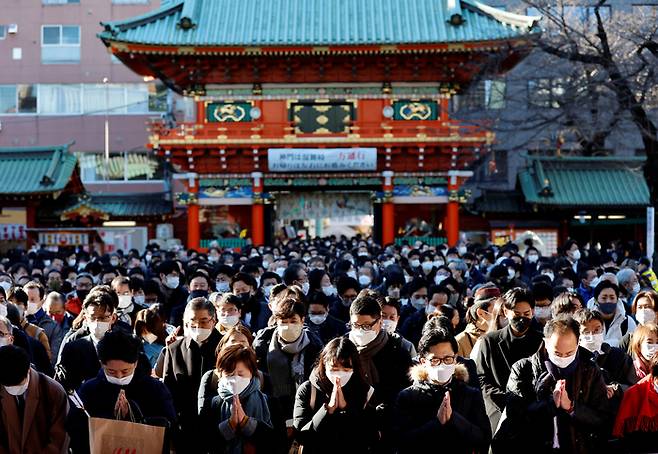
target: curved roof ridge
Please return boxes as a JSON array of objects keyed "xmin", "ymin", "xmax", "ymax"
[{"xmin": 463, "ymin": 0, "xmax": 541, "ymax": 30}]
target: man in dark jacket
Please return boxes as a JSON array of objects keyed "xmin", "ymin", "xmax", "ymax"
[
  {"xmin": 393, "ymin": 328, "xmax": 490, "ymax": 454},
  {"xmin": 158, "ymin": 260, "xmax": 189, "ymax": 327},
  {"xmin": 497, "ymin": 315, "xmax": 612, "ymax": 454},
  {"xmin": 475, "ymin": 287, "xmax": 543, "ymax": 432},
  {"xmin": 348, "ymin": 289, "xmax": 413, "ymax": 448},
  {"xmin": 304, "ymin": 291, "xmax": 348, "ymax": 344},
  {"xmin": 158, "ymin": 297, "xmax": 220, "ymax": 453}
]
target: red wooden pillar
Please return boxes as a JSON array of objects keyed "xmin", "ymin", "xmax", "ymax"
[
  {"xmin": 187, "ymin": 175, "xmax": 200, "ymax": 250},
  {"xmin": 446, "ymin": 174, "xmax": 460, "ymax": 246},
  {"xmin": 196, "ymin": 100, "xmax": 206, "ymax": 124},
  {"xmin": 382, "ymin": 171, "xmax": 395, "ymax": 245},
  {"xmin": 251, "ymin": 172, "xmax": 265, "ymax": 246}
]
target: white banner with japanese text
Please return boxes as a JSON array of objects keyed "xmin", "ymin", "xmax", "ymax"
[{"xmin": 268, "ymin": 148, "xmax": 377, "ymax": 172}]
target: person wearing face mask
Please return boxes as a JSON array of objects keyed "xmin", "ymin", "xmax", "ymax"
[
  {"xmin": 563, "ymin": 239, "xmax": 588, "ymax": 276},
  {"xmin": 499, "ymin": 315, "xmax": 611, "ymax": 453},
  {"xmin": 65, "ymin": 273, "xmax": 94, "ymax": 317},
  {"xmin": 347, "ymin": 290, "xmax": 412, "ymax": 447},
  {"xmin": 305, "ymin": 292, "xmax": 348, "ymax": 344},
  {"xmin": 456, "ymin": 286, "xmax": 499, "ymax": 358},
  {"xmin": 613, "ymin": 354, "xmax": 658, "ymax": 452},
  {"xmin": 357, "ymin": 265, "xmax": 375, "ymax": 289},
  {"xmin": 40, "ymin": 292, "xmax": 70, "ymax": 367},
  {"xmin": 134, "ymin": 306, "xmax": 168, "ymax": 369},
  {"xmin": 199, "ymin": 345, "xmax": 273, "ymax": 454},
  {"xmin": 24, "ymin": 281, "xmax": 59, "ymax": 359},
  {"xmin": 588, "ymin": 281, "xmax": 636, "ymax": 348},
  {"xmin": 629, "ymin": 323, "xmax": 658, "ymax": 380},
  {"xmin": 617, "ymin": 267, "xmax": 642, "ymax": 313},
  {"xmin": 283, "ymin": 263, "xmax": 310, "ymax": 296},
  {"xmin": 0, "ymin": 345, "xmax": 69, "ymax": 454},
  {"xmin": 573, "ymin": 309, "xmax": 636, "ymax": 409},
  {"xmin": 214, "ymin": 293, "xmax": 248, "ymax": 336},
  {"xmin": 631, "ymin": 290, "xmax": 658, "ymax": 327},
  {"xmin": 215, "ymin": 265, "xmax": 236, "ymax": 295},
  {"xmin": 576, "ymin": 268, "xmax": 598, "ymax": 305},
  {"xmin": 380, "ymin": 298, "xmax": 417, "ymax": 357},
  {"xmin": 308, "ymin": 268, "xmax": 339, "ymax": 308},
  {"xmin": 70, "ymin": 330, "xmax": 176, "ymax": 454},
  {"xmin": 8, "ymin": 287, "xmax": 53, "ymax": 362},
  {"xmin": 531, "ymin": 282, "xmax": 555, "ymax": 327},
  {"xmin": 110, "ymin": 276, "xmax": 142, "ymax": 328},
  {"xmin": 158, "ymin": 297, "xmax": 220, "ymax": 453},
  {"xmin": 257, "ymin": 296, "xmax": 323, "ymax": 435},
  {"xmin": 330, "ymin": 276, "xmax": 360, "ymax": 323},
  {"xmin": 55, "ymin": 290, "xmax": 123, "ymax": 392},
  {"xmin": 230, "ymin": 272, "xmax": 267, "ymax": 331},
  {"xmin": 475, "ymin": 287, "xmax": 543, "ymax": 432},
  {"xmin": 521, "ymin": 247, "xmax": 541, "ymax": 281},
  {"xmin": 293, "ymin": 337, "xmax": 377, "ymax": 454},
  {"xmin": 393, "ymin": 328, "xmax": 490, "ymax": 454},
  {"xmin": 157, "ymin": 260, "xmax": 189, "ymax": 327}
]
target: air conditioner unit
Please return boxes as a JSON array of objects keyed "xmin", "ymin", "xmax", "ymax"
[{"xmin": 8, "ymin": 24, "xmax": 18, "ymax": 34}]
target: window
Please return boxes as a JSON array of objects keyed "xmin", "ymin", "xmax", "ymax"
[
  {"xmin": 41, "ymin": 25, "xmax": 80, "ymax": 63},
  {"xmin": 43, "ymin": 0, "xmax": 80, "ymax": 4},
  {"xmin": 0, "ymin": 25, "xmax": 6, "ymax": 40},
  {"xmin": 528, "ymin": 78, "xmax": 566, "ymax": 108},
  {"xmin": 0, "ymin": 85, "xmax": 37, "ymax": 114},
  {"xmin": 453, "ymin": 79, "xmax": 506, "ymax": 111},
  {"xmin": 39, "ymin": 84, "xmax": 82, "ymax": 114}
]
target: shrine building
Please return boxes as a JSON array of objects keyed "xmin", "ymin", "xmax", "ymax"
[{"xmin": 99, "ymin": 0, "xmax": 540, "ymax": 248}]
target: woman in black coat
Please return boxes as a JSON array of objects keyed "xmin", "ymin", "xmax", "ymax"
[
  {"xmin": 393, "ymin": 328, "xmax": 491, "ymax": 454},
  {"xmin": 71, "ymin": 331, "xmax": 176, "ymax": 454},
  {"xmin": 293, "ymin": 337, "xmax": 378, "ymax": 454}
]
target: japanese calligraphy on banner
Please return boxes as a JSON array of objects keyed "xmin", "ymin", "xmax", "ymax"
[
  {"xmin": 38, "ymin": 232, "xmax": 89, "ymax": 246},
  {"xmin": 268, "ymin": 148, "xmax": 377, "ymax": 172}
]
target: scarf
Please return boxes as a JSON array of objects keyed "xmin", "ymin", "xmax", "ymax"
[
  {"xmin": 267, "ymin": 328, "xmax": 310, "ymax": 398},
  {"xmin": 634, "ymin": 357, "xmax": 650, "ymax": 380},
  {"xmin": 613, "ymin": 376, "xmax": 658, "ymax": 437},
  {"xmin": 355, "ymin": 330, "xmax": 389, "ymax": 386},
  {"xmin": 217, "ymin": 376, "xmax": 272, "ymax": 454}
]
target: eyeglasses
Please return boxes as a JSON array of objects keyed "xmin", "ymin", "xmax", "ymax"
[
  {"xmin": 348, "ymin": 318, "xmax": 380, "ymax": 331},
  {"xmin": 424, "ymin": 355, "xmax": 456, "ymax": 366},
  {"xmin": 0, "ymin": 331, "xmax": 10, "ymax": 338}
]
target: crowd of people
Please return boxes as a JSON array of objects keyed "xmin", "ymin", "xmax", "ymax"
[{"xmin": 0, "ymin": 236, "xmax": 657, "ymax": 453}]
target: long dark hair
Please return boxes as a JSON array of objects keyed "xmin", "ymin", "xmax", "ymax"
[{"xmin": 315, "ymin": 337, "xmax": 363, "ymax": 381}]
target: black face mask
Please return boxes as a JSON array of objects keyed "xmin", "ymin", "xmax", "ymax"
[
  {"xmin": 77, "ymin": 290, "xmax": 89, "ymax": 302},
  {"xmin": 189, "ymin": 290, "xmax": 209, "ymax": 300},
  {"xmin": 510, "ymin": 316, "xmax": 531, "ymax": 334}
]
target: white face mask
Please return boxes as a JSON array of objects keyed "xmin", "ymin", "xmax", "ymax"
[
  {"xmin": 388, "ymin": 288, "xmax": 400, "ymax": 299},
  {"xmin": 507, "ymin": 268, "xmax": 516, "ymax": 280},
  {"xmin": 548, "ymin": 350, "xmax": 577, "ymax": 369},
  {"xmin": 4, "ymin": 374, "xmax": 29, "ymax": 396},
  {"xmin": 278, "ymin": 323, "xmax": 303, "ymax": 343},
  {"xmin": 358, "ymin": 275, "xmax": 372, "ymax": 287},
  {"xmin": 632, "ymin": 282, "xmax": 641, "ymax": 294},
  {"xmin": 347, "ymin": 270, "xmax": 357, "ymax": 280},
  {"xmin": 0, "ymin": 282, "xmax": 11, "ymax": 294},
  {"xmin": 427, "ymin": 363, "xmax": 455, "ymax": 384},
  {"xmin": 543, "ymin": 272, "xmax": 555, "ymax": 282},
  {"xmin": 579, "ymin": 333, "xmax": 604, "ymax": 353},
  {"xmin": 425, "ymin": 303, "xmax": 438, "ymax": 316},
  {"xmin": 185, "ymin": 327, "xmax": 212, "ymax": 344},
  {"xmin": 571, "ymin": 249, "xmax": 581, "ymax": 261},
  {"xmin": 275, "ymin": 267, "xmax": 286, "ymax": 278},
  {"xmin": 262, "ymin": 260, "xmax": 270, "ymax": 269},
  {"xmin": 641, "ymin": 343, "xmax": 658, "ymax": 361},
  {"xmin": 435, "ymin": 274, "xmax": 448, "ymax": 285},
  {"xmin": 216, "ymin": 281, "xmax": 230, "ymax": 293},
  {"xmin": 262, "ymin": 284, "xmax": 274, "ymax": 300},
  {"xmin": 220, "ymin": 375, "xmax": 251, "ymax": 396},
  {"xmin": 527, "ymin": 254, "xmax": 539, "ymax": 263},
  {"xmin": 421, "ymin": 262, "xmax": 434, "ymax": 272},
  {"xmin": 68, "ymin": 259, "xmax": 77, "ymax": 267},
  {"xmin": 165, "ymin": 276, "xmax": 180, "ymax": 289},
  {"xmin": 26, "ymin": 301, "xmax": 39, "ymax": 316},
  {"xmin": 219, "ymin": 315, "xmax": 240, "ymax": 328},
  {"xmin": 636, "ymin": 308, "xmax": 656, "ymax": 325},
  {"xmin": 325, "ymin": 369, "xmax": 353, "ymax": 387},
  {"xmin": 309, "ymin": 313, "xmax": 328, "ymax": 325},
  {"xmin": 534, "ymin": 306, "xmax": 552, "ymax": 321},
  {"xmin": 104, "ymin": 371, "xmax": 134, "ymax": 386},
  {"xmin": 143, "ymin": 332, "xmax": 158, "ymax": 344},
  {"xmin": 322, "ymin": 285, "xmax": 337, "ymax": 297},
  {"xmin": 133, "ymin": 295, "xmax": 145, "ymax": 306},
  {"xmin": 0, "ymin": 303, "xmax": 6, "ymax": 318},
  {"xmin": 457, "ymin": 246, "xmax": 467, "ymax": 256},
  {"xmin": 118, "ymin": 295, "xmax": 132, "ymax": 309},
  {"xmin": 88, "ymin": 320, "xmax": 111, "ymax": 341},
  {"xmin": 382, "ymin": 319, "xmax": 397, "ymax": 334},
  {"xmin": 349, "ymin": 328, "xmax": 378, "ymax": 347},
  {"xmin": 410, "ymin": 259, "xmax": 421, "ymax": 268},
  {"xmin": 301, "ymin": 282, "xmax": 310, "ymax": 295}
]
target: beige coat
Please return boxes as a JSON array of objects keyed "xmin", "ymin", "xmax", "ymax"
[{"xmin": 0, "ymin": 368, "xmax": 69, "ymax": 454}]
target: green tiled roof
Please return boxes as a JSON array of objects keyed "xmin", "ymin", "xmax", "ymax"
[
  {"xmin": 472, "ymin": 190, "xmax": 528, "ymax": 213},
  {"xmin": 0, "ymin": 145, "xmax": 78, "ymax": 196},
  {"xmin": 61, "ymin": 193, "xmax": 172, "ymax": 218},
  {"xmin": 100, "ymin": 0, "xmax": 540, "ymax": 47},
  {"xmin": 519, "ymin": 156, "xmax": 649, "ymax": 207}
]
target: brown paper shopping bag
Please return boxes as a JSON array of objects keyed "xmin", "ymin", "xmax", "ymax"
[{"xmin": 89, "ymin": 417, "xmax": 165, "ymax": 454}]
